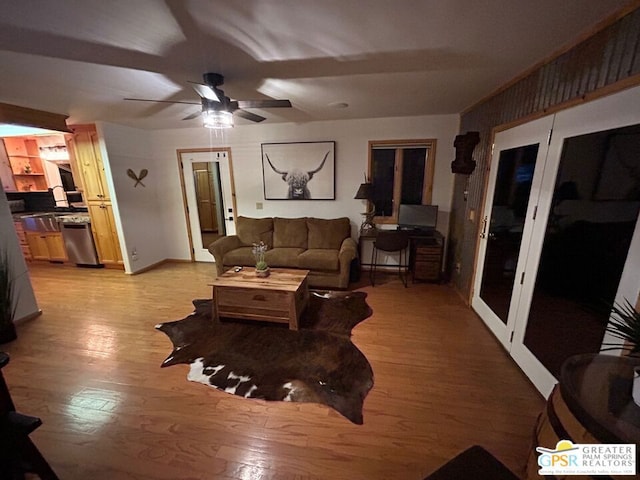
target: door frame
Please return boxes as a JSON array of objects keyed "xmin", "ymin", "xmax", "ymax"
[
  {"xmin": 177, "ymin": 148, "xmax": 237, "ymax": 262},
  {"xmin": 471, "ymin": 84, "xmax": 640, "ymax": 398},
  {"xmin": 471, "ymin": 115, "xmax": 554, "ymax": 349}
]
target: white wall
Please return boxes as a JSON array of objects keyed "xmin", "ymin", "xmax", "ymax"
[
  {"xmin": 149, "ymin": 114, "xmax": 459, "ymax": 261},
  {"xmin": 98, "ymin": 114, "xmax": 459, "ymax": 269},
  {"xmin": 98, "ymin": 122, "xmax": 166, "ymax": 273},
  {"xmin": 0, "ymin": 183, "xmax": 39, "ymax": 322}
]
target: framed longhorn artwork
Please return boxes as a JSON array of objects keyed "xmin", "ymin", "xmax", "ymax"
[{"xmin": 261, "ymin": 141, "xmax": 335, "ymax": 200}]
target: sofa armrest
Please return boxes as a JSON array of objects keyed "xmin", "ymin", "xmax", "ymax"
[
  {"xmin": 336, "ymin": 237, "xmax": 357, "ymax": 288},
  {"xmin": 208, "ymin": 235, "xmax": 243, "ymax": 276},
  {"xmin": 339, "ymin": 237, "xmax": 357, "ymax": 263}
]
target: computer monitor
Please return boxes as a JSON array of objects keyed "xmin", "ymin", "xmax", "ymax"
[{"xmin": 398, "ymin": 204, "xmax": 438, "ymax": 231}]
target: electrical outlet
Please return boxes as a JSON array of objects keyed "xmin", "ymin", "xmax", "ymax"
[
  {"xmin": 132, "ymin": 248, "xmax": 138, "ymax": 262},
  {"xmin": 256, "ymin": 202, "xmax": 263, "ymax": 210},
  {"xmin": 455, "ymin": 262, "xmax": 461, "ymax": 274}
]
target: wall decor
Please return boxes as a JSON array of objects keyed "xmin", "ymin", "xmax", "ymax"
[
  {"xmin": 451, "ymin": 131, "xmax": 480, "ymax": 175},
  {"xmin": 126, "ymin": 168, "xmax": 148, "ymax": 187},
  {"xmin": 261, "ymin": 141, "xmax": 335, "ymax": 200}
]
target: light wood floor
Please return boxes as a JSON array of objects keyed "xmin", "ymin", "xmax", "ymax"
[{"xmin": 3, "ymin": 262, "xmax": 544, "ymax": 479}]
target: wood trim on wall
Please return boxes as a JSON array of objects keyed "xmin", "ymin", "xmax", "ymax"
[
  {"xmin": 453, "ymin": 5, "xmax": 640, "ymax": 300},
  {"xmin": 462, "ymin": 0, "xmax": 640, "ymax": 115}
]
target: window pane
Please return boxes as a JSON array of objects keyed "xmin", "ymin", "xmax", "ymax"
[
  {"xmin": 401, "ymin": 148, "xmax": 426, "ymax": 204},
  {"xmin": 479, "ymin": 144, "xmax": 539, "ymax": 325},
  {"xmin": 372, "ymin": 149, "xmax": 395, "ymax": 216}
]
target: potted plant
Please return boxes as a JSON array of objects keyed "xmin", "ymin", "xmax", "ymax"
[
  {"xmin": 601, "ymin": 299, "xmax": 640, "ymax": 405},
  {"xmin": 601, "ymin": 299, "xmax": 640, "ymax": 357},
  {"xmin": 252, "ymin": 241, "xmax": 270, "ymax": 277},
  {"xmin": 0, "ymin": 251, "xmax": 18, "ymax": 344}
]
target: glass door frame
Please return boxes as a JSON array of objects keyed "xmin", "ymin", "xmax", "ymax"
[
  {"xmin": 473, "ymin": 84, "xmax": 640, "ymax": 398},
  {"xmin": 472, "ymin": 115, "xmax": 554, "ymax": 350},
  {"xmin": 509, "ymin": 85, "xmax": 640, "ymax": 398}
]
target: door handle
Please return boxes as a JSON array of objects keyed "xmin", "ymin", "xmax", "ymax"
[{"xmin": 479, "ymin": 216, "xmax": 488, "ymax": 238}]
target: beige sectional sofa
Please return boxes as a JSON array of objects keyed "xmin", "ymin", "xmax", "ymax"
[{"xmin": 208, "ymin": 216, "xmax": 357, "ymax": 289}]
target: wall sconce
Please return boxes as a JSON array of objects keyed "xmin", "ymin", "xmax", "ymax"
[
  {"xmin": 451, "ymin": 131, "xmax": 480, "ymax": 175},
  {"xmin": 354, "ymin": 178, "xmax": 376, "ymax": 235}
]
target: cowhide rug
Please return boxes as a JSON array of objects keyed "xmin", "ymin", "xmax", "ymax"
[{"xmin": 155, "ymin": 290, "xmax": 374, "ymax": 424}]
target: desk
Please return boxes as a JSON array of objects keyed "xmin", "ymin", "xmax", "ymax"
[{"xmin": 358, "ymin": 230, "xmax": 444, "ymax": 283}]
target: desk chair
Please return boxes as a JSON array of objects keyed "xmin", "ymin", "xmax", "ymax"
[
  {"xmin": 370, "ymin": 230, "xmax": 410, "ymax": 287},
  {"xmin": 0, "ymin": 352, "xmax": 59, "ymax": 480}
]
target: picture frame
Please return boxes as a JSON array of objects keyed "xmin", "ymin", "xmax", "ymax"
[{"xmin": 261, "ymin": 141, "xmax": 335, "ymax": 200}]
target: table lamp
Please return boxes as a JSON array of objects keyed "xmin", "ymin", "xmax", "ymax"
[{"xmin": 354, "ymin": 180, "xmax": 376, "ymax": 235}]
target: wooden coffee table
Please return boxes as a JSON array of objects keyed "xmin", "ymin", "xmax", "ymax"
[{"xmin": 210, "ymin": 267, "xmax": 310, "ymax": 330}]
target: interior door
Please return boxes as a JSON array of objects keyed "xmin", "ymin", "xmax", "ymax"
[
  {"xmin": 180, "ymin": 150, "xmax": 236, "ymax": 262},
  {"xmin": 194, "ymin": 164, "xmax": 218, "ymax": 232},
  {"xmin": 472, "ymin": 115, "xmax": 554, "ymax": 349}
]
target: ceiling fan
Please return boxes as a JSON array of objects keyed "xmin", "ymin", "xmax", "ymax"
[{"xmin": 124, "ymin": 72, "xmax": 292, "ymax": 126}]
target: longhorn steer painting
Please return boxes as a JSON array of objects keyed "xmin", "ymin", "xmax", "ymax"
[{"xmin": 261, "ymin": 141, "xmax": 335, "ymax": 200}]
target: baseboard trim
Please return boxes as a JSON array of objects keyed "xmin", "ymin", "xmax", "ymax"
[{"xmin": 127, "ymin": 258, "xmax": 195, "ymax": 275}]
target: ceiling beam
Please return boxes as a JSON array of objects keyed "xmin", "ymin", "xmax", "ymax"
[{"xmin": 0, "ymin": 102, "xmax": 70, "ymax": 133}]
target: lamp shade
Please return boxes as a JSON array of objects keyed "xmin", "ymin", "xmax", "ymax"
[{"xmin": 354, "ymin": 182, "xmax": 373, "ymax": 200}]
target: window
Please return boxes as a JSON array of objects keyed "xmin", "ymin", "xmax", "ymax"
[{"xmin": 368, "ymin": 139, "xmax": 436, "ymax": 224}]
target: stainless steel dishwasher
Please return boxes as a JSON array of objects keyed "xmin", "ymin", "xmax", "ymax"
[{"xmin": 59, "ymin": 218, "xmax": 102, "ymax": 267}]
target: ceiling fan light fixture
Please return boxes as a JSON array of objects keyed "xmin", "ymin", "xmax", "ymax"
[{"xmin": 203, "ymin": 109, "xmax": 233, "ymax": 129}]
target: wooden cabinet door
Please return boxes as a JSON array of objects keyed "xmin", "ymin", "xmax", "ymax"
[
  {"xmin": 45, "ymin": 234, "xmax": 68, "ymax": 262},
  {"xmin": 26, "ymin": 233, "xmax": 49, "ymax": 260},
  {"xmin": 75, "ymin": 130, "xmax": 108, "ymax": 202},
  {"xmin": 88, "ymin": 203, "xmax": 122, "ymax": 264}
]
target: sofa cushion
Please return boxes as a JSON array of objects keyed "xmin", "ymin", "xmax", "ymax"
[
  {"xmin": 265, "ymin": 248, "xmax": 306, "ymax": 268},
  {"xmin": 307, "ymin": 217, "xmax": 350, "ymax": 249},
  {"xmin": 223, "ymin": 246, "xmax": 256, "ymax": 267},
  {"xmin": 236, "ymin": 216, "xmax": 273, "ymax": 247},
  {"xmin": 298, "ymin": 249, "xmax": 340, "ymax": 271},
  {"xmin": 273, "ymin": 217, "xmax": 308, "ymax": 249}
]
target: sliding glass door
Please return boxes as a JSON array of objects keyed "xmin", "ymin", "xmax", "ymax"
[{"xmin": 474, "ymin": 85, "xmax": 640, "ymax": 397}]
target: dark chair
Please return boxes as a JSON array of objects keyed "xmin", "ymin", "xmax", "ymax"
[
  {"xmin": 0, "ymin": 352, "xmax": 59, "ymax": 480},
  {"xmin": 370, "ymin": 230, "xmax": 410, "ymax": 287},
  {"xmin": 423, "ymin": 445, "xmax": 518, "ymax": 480}
]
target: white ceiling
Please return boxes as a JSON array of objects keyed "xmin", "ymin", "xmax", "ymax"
[{"xmin": 0, "ymin": 0, "xmax": 631, "ymax": 130}]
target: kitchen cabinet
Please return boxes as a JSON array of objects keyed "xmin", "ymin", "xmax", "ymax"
[
  {"xmin": 70, "ymin": 129, "xmax": 109, "ymax": 202},
  {"xmin": 68, "ymin": 125, "xmax": 123, "ymax": 267},
  {"xmin": 2, "ymin": 137, "xmax": 49, "ymax": 192},
  {"xmin": 87, "ymin": 203, "xmax": 122, "ymax": 265},
  {"xmin": 25, "ymin": 232, "xmax": 67, "ymax": 262},
  {"xmin": 13, "ymin": 221, "xmax": 32, "ymax": 261}
]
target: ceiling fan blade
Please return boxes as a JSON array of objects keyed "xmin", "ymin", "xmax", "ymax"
[
  {"xmin": 235, "ymin": 109, "xmax": 266, "ymax": 123},
  {"xmin": 124, "ymin": 97, "xmax": 200, "ymax": 105},
  {"xmin": 182, "ymin": 110, "xmax": 202, "ymax": 120},
  {"xmin": 188, "ymin": 82, "xmax": 220, "ymax": 102},
  {"xmin": 236, "ymin": 99, "xmax": 292, "ymax": 109}
]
